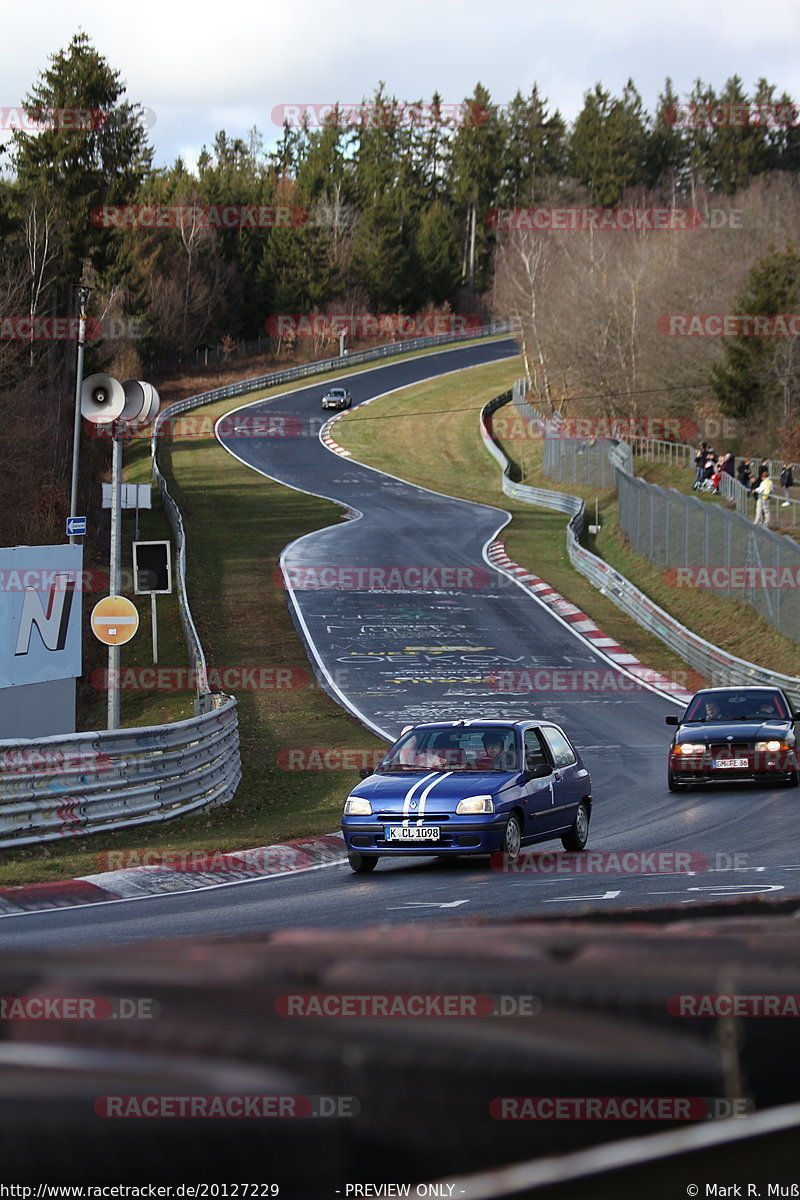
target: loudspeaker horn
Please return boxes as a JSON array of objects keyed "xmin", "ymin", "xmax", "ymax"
[
  {"xmin": 80, "ymin": 373, "xmax": 126, "ymax": 424},
  {"xmin": 121, "ymin": 380, "xmax": 161, "ymax": 426}
]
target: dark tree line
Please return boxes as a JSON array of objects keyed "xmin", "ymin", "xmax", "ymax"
[{"xmin": 2, "ymin": 31, "xmax": 800, "ymax": 543}]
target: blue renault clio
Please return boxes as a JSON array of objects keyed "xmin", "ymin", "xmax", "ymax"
[{"xmin": 342, "ymin": 719, "xmax": 593, "ymax": 873}]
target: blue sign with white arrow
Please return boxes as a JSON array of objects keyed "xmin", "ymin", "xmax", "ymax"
[{"xmin": 66, "ymin": 516, "xmax": 87, "ymax": 537}]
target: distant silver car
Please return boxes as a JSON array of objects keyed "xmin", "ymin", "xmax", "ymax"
[{"xmin": 321, "ymin": 386, "xmax": 352, "ymax": 411}]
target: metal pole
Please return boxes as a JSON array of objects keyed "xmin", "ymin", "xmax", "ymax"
[
  {"xmin": 107, "ymin": 430, "xmax": 122, "ymax": 730},
  {"xmin": 68, "ymin": 284, "xmax": 90, "ymax": 544},
  {"xmin": 151, "ymin": 592, "xmax": 158, "ymax": 664}
]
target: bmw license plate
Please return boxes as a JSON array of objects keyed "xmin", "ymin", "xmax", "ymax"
[
  {"xmin": 385, "ymin": 825, "xmax": 440, "ymax": 842},
  {"xmin": 713, "ymin": 758, "xmax": 749, "ymax": 769}
]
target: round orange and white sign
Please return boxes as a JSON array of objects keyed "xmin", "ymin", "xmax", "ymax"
[{"xmin": 91, "ymin": 595, "xmax": 140, "ymax": 645}]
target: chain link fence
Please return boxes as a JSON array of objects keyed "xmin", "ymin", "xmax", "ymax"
[
  {"xmin": 542, "ymin": 436, "xmax": 632, "ymax": 487},
  {"xmin": 482, "ymin": 388, "xmax": 800, "ymax": 705},
  {"xmin": 617, "ymin": 473, "xmax": 800, "ymax": 641},
  {"xmin": 525, "ymin": 381, "xmax": 800, "ymax": 645}
]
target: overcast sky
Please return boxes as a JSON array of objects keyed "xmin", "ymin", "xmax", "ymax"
[{"xmin": 2, "ymin": 0, "xmax": 800, "ymax": 171}]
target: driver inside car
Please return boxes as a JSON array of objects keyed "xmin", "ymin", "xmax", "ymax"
[{"xmin": 478, "ymin": 732, "xmax": 515, "ymax": 770}]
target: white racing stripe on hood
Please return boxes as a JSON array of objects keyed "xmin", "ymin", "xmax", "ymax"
[
  {"xmin": 402, "ymin": 772, "xmax": 438, "ymax": 818},
  {"xmin": 415, "ymin": 772, "xmax": 454, "ymax": 818}
]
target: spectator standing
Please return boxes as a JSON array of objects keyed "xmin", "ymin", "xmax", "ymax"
[
  {"xmin": 694, "ymin": 442, "xmax": 708, "ymax": 485},
  {"xmin": 722, "ymin": 453, "xmax": 735, "ymax": 477},
  {"xmin": 737, "ymin": 459, "xmax": 751, "ymax": 490},
  {"xmin": 754, "ymin": 469, "xmax": 773, "ymax": 526},
  {"xmin": 780, "ymin": 462, "xmax": 794, "ymax": 507}
]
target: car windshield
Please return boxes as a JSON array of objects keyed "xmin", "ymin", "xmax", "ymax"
[
  {"xmin": 683, "ymin": 690, "xmax": 790, "ymax": 722},
  {"xmin": 378, "ymin": 726, "xmax": 520, "ymax": 772}
]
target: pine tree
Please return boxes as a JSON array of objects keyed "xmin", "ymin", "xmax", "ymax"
[
  {"xmin": 12, "ymin": 32, "xmax": 153, "ymax": 281},
  {"xmin": 568, "ymin": 81, "xmax": 647, "ymax": 206},
  {"xmin": 710, "ymin": 243, "xmax": 800, "ymax": 426}
]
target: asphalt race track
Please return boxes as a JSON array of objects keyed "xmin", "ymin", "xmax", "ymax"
[{"xmin": 1, "ymin": 338, "xmax": 799, "ymax": 948}]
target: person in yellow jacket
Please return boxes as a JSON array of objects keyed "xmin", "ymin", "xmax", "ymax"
[{"xmin": 754, "ymin": 469, "xmax": 773, "ymax": 526}]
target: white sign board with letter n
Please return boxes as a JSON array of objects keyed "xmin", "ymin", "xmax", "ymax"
[{"xmin": 0, "ymin": 545, "xmax": 83, "ymax": 688}]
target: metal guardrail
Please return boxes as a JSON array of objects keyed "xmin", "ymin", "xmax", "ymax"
[
  {"xmin": 0, "ymin": 324, "xmax": 515, "ymax": 849},
  {"xmin": 0, "ymin": 696, "xmax": 240, "ymax": 849},
  {"xmin": 481, "ymin": 392, "xmax": 800, "ymax": 709}
]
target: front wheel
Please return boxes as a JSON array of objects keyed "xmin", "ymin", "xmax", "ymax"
[
  {"xmin": 348, "ymin": 852, "xmax": 378, "ymax": 874},
  {"xmin": 500, "ymin": 813, "xmax": 522, "ymax": 861},
  {"xmin": 561, "ymin": 801, "xmax": 590, "ymax": 851},
  {"xmin": 668, "ymin": 769, "xmax": 688, "ymax": 793},
  {"xmin": 786, "ymin": 770, "xmax": 799, "ymax": 788}
]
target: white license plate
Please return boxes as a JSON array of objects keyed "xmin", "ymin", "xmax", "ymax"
[
  {"xmin": 385, "ymin": 825, "xmax": 440, "ymax": 842},
  {"xmin": 713, "ymin": 758, "xmax": 749, "ymax": 769}
]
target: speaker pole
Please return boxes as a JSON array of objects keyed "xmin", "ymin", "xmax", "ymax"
[
  {"xmin": 107, "ymin": 426, "xmax": 122, "ymax": 730},
  {"xmin": 68, "ymin": 282, "xmax": 91, "ymax": 545}
]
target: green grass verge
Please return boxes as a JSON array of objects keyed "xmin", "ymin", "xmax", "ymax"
[
  {"xmin": 334, "ymin": 367, "xmax": 700, "ymax": 684},
  {"xmin": 335, "ymin": 379, "xmax": 800, "ymax": 681},
  {"xmin": 0, "ymin": 339, "xmax": 514, "ymax": 886}
]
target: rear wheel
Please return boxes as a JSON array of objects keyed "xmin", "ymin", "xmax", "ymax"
[
  {"xmin": 348, "ymin": 852, "xmax": 378, "ymax": 874},
  {"xmin": 562, "ymin": 801, "xmax": 590, "ymax": 851}
]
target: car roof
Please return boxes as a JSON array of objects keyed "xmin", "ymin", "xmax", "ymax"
[
  {"xmin": 690, "ymin": 686, "xmax": 784, "ymax": 694},
  {"xmin": 404, "ymin": 719, "xmax": 558, "ymax": 731}
]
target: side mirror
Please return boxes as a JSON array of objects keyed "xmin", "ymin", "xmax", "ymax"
[
  {"xmin": 359, "ymin": 767, "xmax": 373, "ymax": 780},
  {"xmin": 665, "ymin": 716, "xmax": 679, "ymax": 726},
  {"xmin": 526, "ymin": 762, "xmax": 552, "ymax": 779}
]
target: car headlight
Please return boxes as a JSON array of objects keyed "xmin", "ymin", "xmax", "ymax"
[
  {"xmin": 343, "ymin": 797, "xmax": 372, "ymax": 815},
  {"xmin": 677, "ymin": 743, "xmax": 706, "ymax": 755},
  {"xmin": 456, "ymin": 795, "xmax": 494, "ymax": 814},
  {"xmin": 755, "ymin": 740, "xmax": 786, "ymax": 752}
]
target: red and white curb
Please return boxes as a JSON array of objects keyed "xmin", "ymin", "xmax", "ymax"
[
  {"xmin": 0, "ymin": 834, "xmax": 348, "ymax": 917},
  {"xmin": 320, "ymin": 414, "xmax": 351, "ymax": 458},
  {"xmin": 486, "ymin": 540, "xmax": 695, "ymax": 702}
]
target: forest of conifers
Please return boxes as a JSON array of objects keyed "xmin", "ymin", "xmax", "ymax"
[{"xmin": 2, "ymin": 32, "xmax": 800, "ymax": 545}]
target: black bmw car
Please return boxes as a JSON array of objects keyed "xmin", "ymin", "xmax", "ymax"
[{"xmin": 666, "ymin": 686, "xmax": 799, "ymax": 791}]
